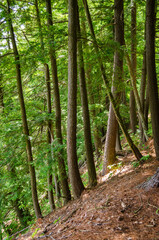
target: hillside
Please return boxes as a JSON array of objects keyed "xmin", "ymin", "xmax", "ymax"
[{"xmin": 12, "ymin": 140, "xmax": 159, "ymax": 240}]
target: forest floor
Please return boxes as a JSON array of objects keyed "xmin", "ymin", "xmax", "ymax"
[{"xmin": 15, "ymin": 139, "xmax": 159, "ymax": 240}]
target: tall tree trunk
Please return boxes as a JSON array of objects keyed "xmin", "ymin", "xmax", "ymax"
[
  {"xmin": 129, "ymin": 0, "xmax": 137, "ymax": 134},
  {"xmin": 103, "ymin": 0, "xmax": 124, "ymax": 174},
  {"xmin": 45, "ymin": 0, "xmax": 71, "ymax": 203},
  {"xmin": 67, "ymin": 0, "xmax": 85, "ymax": 198},
  {"xmin": 139, "ymin": 47, "xmax": 147, "ymax": 143},
  {"xmin": 7, "ymin": 0, "xmax": 42, "ymax": 219},
  {"xmin": 77, "ymin": 4, "xmax": 97, "ymax": 187},
  {"xmin": 82, "ymin": 0, "xmax": 143, "ymax": 162},
  {"xmin": 34, "ymin": 0, "xmax": 55, "ymax": 211},
  {"xmin": 45, "ymin": 64, "xmax": 55, "ymax": 210},
  {"xmin": 146, "ymin": 0, "xmax": 159, "ymax": 159}
]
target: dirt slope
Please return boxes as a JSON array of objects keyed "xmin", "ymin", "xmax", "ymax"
[{"xmin": 16, "ymin": 142, "xmax": 159, "ymax": 240}]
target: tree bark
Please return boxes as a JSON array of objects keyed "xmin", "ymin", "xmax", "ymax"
[
  {"xmin": 67, "ymin": 0, "xmax": 85, "ymax": 198},
  {"xmin": 77, "ymin": 4, "xmax": 97, "ymax": 187},
  {"xmin": 45, "ymin": 64, "xmax": 55, "ymax": 211},
  {"xmin": 103, "ymin": 0, "xmax": 124, "ymax": 174},
  {"xmin": 139, "ymin": 47, "xmax": 147, "ymax": 143},
  {"xmin": 129, "ymin": 0, "xmax": 137, "ymax": 134},
  {"xmin": 146, "ymin": 0, "xmax": 159, "ymax": 160},
  {"xmin": 45, "ymin": 0, "xmax": 71, "ymax": 203},
  {"xmin": 7, "ymin": 0, "xmax": 42, "ymax": 219}
]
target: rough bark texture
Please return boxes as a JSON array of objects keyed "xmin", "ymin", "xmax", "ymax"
[
  {"xmin": 45, "ymin": 0, "xmax": 71, "ymax": 203},
  {"xmin": 67, "ymin": 0, "xmax": 85, "ymax": 198},
  {"xmin": 146, "ymin": 0, "xmax": 159, "ymax": 160},
  {"xmin": 129, "ymin": 0, "xmax": 137, "ymax": 134},
  {"xmin": 77, "ymin": 4, "xmax": 97, "ymax": 187},
  {"xmin": 138, "ymin": 168, "xmax": 159, "ymax": 190},
  {"xmin": 7, "ymin": 0, "xmax": 42, "ymax": 219},
  {"xmin": 103, "ymin": 0, "xmax": 124, "ymax": 174}
]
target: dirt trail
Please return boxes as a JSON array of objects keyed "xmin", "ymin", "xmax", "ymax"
[{"xmin": 16, "ymin": 141, "xmax": 159, "ymax": 240}]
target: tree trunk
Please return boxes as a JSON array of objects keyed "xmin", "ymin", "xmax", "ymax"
[
  {"xmin": 67, "ymin": 0, "xmax": 85, "ymax": 198},
  {"xmin": 103, "ymin": 0, "xmax": 124, "ymax": 174},
  {"xmin": 139, "ymin": 47, "xmax": 147, "ymax": 143},
  {"xmin": 86, "ymin": 66, "xmax": 102, "ymax": 157},
  {"xmin": 7, "ymin": 0, "xmax": 42, "ymax": 219},
  {"xmin": 146, "ymin": 0, "xmax": 159, "ymax": 160},
  {"xmin": 129, "ymin": 0, "xmax": 137, "ymax": 134},
  {"xmin": 82, "ymin": 0, "xmax": 143, "ymax": 162},
  {"xmin": 45, "ymin": 64, "xmax": 55, "ymax": 211},
  {"xmin": 45, "ymin": 0, "xmax": 71, "ymax": 203},
  {"xmin": 35, "ymin": 0, "xmax": 55, "ymax": 210},
  {"xmin": 77, "ymin": 4, "xmax": 97, "ymax": 187}
]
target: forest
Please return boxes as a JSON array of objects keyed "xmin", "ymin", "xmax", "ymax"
[{"xmin": 0, "ymin": 0, "xmax": 159, "ymax": 239}]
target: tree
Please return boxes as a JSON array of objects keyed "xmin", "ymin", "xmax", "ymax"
[
  {"xmin": 35, "ymin": 0, "xmax": 55, "ymax": 211},
  {"xmin": 45, "ymin": 0, "xmax": 71, "ymax": 203},
  {"xmin": 129, "ymin": 0, "xmax": 137, "ymax": 134},
  {"xmin": 77, "ymin": 3, "xmax": 97, "ymax": 187},
  {"xmin": 103, "ymin": 0, "xmax": 124, "ymax": 174},
  {"xmin": 67, "ymin": 0, "xmax": 85, "ymax": 198},
  {"xmin": 6, "ymin": 0, "xmax": 42, "ymax": 219},
  {"xmin": 146, "ymin": 0, "xmax": 159, "ymax": 159},
  {"xmin": 82, "ymin": 0, "xmax": 143, "ymax": 162}
]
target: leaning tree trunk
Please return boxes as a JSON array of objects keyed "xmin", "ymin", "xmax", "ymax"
[
  {"xmin": 45, "ymin": 0, "xmax": 71, "ymax": 203},
  {"xmin": 7, "ymin": 0, "xmax": 42, "ymax": 219},
  {"xmin": 103, "ymin": 0, "xmax": 124, "ymax": 174},
  {"xmin": 146, "ymin": 0, "xmax": 159, "ymax": 159},
  {"xmin": 77, "ymin": 3, "xmax": 97, "ymax": 187},
  {"xmin": 67, "ymin": 0, "xmax": 85, "ymax": 198},
  {"xmin": 82, "ymin": 0, "xmax": 143, "ymax": 162}
]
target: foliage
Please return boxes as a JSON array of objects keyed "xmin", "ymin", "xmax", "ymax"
[
  {"xmin": 131, "ymin": 155, "xmax": 150, "ymax": 168},
  {"xmin": 0, "ymin": 0, "xmax": 158, "ymax": 237}
]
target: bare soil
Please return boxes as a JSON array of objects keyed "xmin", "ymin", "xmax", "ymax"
[{"xmin": 16, "ymin": 139, "xmax": 159, "ymax": 240}]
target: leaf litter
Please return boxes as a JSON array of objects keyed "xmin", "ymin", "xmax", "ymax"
[{"xmin": 15, "ymin": 139, "xmax": 159, "ymax": 240}]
